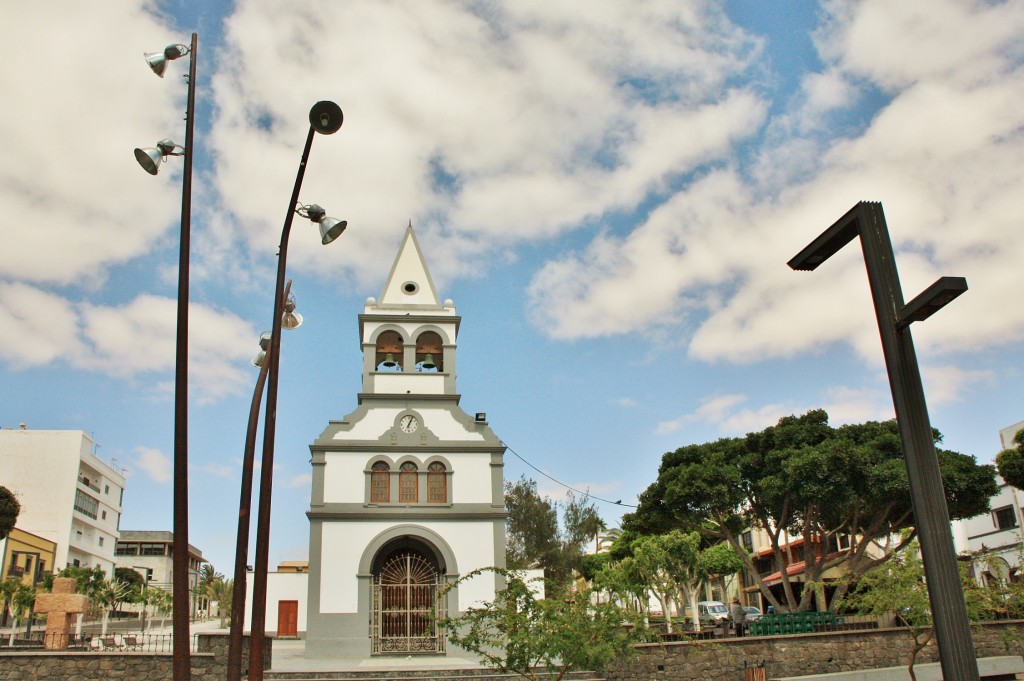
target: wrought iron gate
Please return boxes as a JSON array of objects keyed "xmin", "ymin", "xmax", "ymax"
[{"xmin": 371, "ymin": 549, "xmax": 446, "ymax": 654}]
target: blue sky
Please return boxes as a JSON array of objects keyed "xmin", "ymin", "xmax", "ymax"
[{"xmin": 1, "ymin": 0, "xmax": 1022, "ymax": 575}]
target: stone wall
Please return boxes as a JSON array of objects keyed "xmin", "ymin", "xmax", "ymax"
[
  {"xmin": 0, "ymin": 632, "xmax": 269, "ymax": 681},
  {"xmin": 607, "ymin": 621, "xmax": 1024, "ymax": 681}
]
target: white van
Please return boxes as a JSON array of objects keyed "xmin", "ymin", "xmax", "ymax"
[{"xmin": 696, "ymin": 600, "xmax": 730, "ymax": 627}]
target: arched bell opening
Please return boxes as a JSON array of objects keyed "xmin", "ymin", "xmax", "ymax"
[
  {"xmin": 376, "ymin": 330, "xmax": 404, "ymax": 372},
  {"xmin": 371, "ymin": 537, "xmax": 447, "ymax": 655},
  {"xmin": 415, "ymin": 331, "xmax": 443, "ymax": 372}
]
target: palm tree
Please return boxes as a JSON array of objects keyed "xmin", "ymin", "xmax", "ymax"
[
  {"xmin": 196, "ymin": 564, "xmax": 223, "ymax": 620},
  {"xmin": 205, "ymin": 578, "xmax": 233, "ymax": 628}
]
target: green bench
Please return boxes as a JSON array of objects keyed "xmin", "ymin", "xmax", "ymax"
[{"xmin": 747, "ymin": 611, "xmax": 841, "ymax": 636}]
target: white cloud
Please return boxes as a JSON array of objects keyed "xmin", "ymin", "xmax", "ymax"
[
  {"xmin": 0, "ymin": 284, "xmax": 256, "ymax": 403},
  {"xmin": 0, "ymin": 3, "xmax": 183, "ymax": 287},
  {"xmin": 134, "ymin": 445, "xmax": 171, "ymax": 484}
]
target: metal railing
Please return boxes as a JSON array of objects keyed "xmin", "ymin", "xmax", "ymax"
[{"xmin": 1, "ymin": 631, "xmax": 198, "ymax": 653}]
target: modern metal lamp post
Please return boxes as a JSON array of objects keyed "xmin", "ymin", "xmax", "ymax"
[
  {"xmin": 247, "ymin": 101, "xmax": 347, "ymax": 681},
  {"xmin": 226, "ymin": 284, "xmax": 302, "ymax": 681},
  {"xmin": 788, "ymin": 201, "xmax": 976, "ymax": 681},
  {"xmin": 133, "ymin": 33, "xmax": 197, "ymax": 681}
]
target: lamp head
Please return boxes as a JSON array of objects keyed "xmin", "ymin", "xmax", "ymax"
[
  {"xmin": 133, "ymin": 139, "xmax": 183, "ymax": 175},
  {"xmin": 319, "ymin": 217, "xmax": 347, "ymax": 245},
  {"xmin": 282, "ymin": 295, "xmax": 303, "ymax": 330},
  {"xmin": 143, "ymin": 44, "xmax": 190, "ymax": 78},
  {"xmin": 309, "ymin": 101, "xmax": 344, "ymax": 135}
]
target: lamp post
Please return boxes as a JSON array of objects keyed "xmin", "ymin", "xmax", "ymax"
[
  {"xmin": 226, "ymin": 284, "xmax": 300, "ymax": 681},
  {"xmin": 248, "ymin": 101, "xmax": 347, "ymax": 681},
  {"xmin": 788, "ymin": 201, "xmax": 976, "ymax": 681},
  {"xmin": 133, "ymin": 33, "xmax": 197, "ymax": 681}
]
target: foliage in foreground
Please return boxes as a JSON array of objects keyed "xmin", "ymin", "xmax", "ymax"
[
  {"xmin": 839, "ymin": 540, "xmax": 1024, "ymax": 681},
  {"xmin": 438, "ymin": 568, "xmax": 646, "ymax": 681}
]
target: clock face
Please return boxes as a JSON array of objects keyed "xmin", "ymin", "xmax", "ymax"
[{"xmin": 399, "ymin": 415, "xmax": 419, "ymax": 433}]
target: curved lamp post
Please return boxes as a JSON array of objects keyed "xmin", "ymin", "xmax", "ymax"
[
  {"xmin": 789, "ymin": 201, "xmax": 975, "ymax": 681},
  {"xmin": 133, "ymin": 33, "xmax": 197, "ymax": 681},
  {"xmin": 226, "ymin": 286, "xmax": 301, "ymax": 681},
  {"xmin": 247, "ymin": 101, "xmax": 346, "ymax": 681}
]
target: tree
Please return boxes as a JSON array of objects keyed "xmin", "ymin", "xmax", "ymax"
[
  {"xmin": 505, "ymin": 477, "xmax": 560, "ymax": 570},
  {"xmin": 0, "ymin": 486, "xmax": 20, "ymax": 540},
  {"xmin": 996, "ymin": 428, "xmax": 1024, "ymax": 489},
  {"xmin": 593, "ymin": 557, "xmax": 648, "ymax": 614},
  {"xmin": 206, "ymin": 577, "xmax": 233, "ymax": 627},
  {"xmin": 505, "ymin": 476, "xmax": 606, "ymax": 588},
  {"xmin": 52, "ymin": 566, "xmax": 107, "ymax": 617},
  {"xmin": 6, "ymin": 581, "xmax": 35, "ymax": 644},
  {"xmin": 437, "ymin": 568, "xmax": 646, "ymax": 681},
  {"xmin": 145, "ymin": 588, "xmax": 173, "ymax": 630},
  {"xmin": 94, "ymin": 578, "xmax": 133, "ymax": 635},
  {"xmin": 624, "ymin": 410, "xmax": 997, "ymax": 613},
  {"xmin": 632, "ymin": 531, "xmax": 700, "ymax": 632},
  {"xmin": 1, "ymin": 577, "xmax": 20, "ymax": 628}
]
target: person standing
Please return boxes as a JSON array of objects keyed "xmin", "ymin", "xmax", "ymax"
[{"xmin": 730, "ymin": 599, "xmax": 747, "ymax": 637}]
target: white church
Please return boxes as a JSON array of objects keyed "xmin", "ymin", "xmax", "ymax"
[{"xmin": 249, "ymin": 225, "xmax": 508, "ymax": 658}]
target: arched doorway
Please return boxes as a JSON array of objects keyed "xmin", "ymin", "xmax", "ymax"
[{"xmin": 371, "ymin": 540, "xmax": 447, "ymax": 654}]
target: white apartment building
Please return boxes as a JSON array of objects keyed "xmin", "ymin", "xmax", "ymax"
[{"xmin": 0, "ymin": 426, "xmax": 125, "ymax": 576}]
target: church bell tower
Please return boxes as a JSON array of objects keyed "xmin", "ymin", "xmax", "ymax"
[{"xmin": 304, "ymin": 224, "xmax": 507, "ymax": 658}]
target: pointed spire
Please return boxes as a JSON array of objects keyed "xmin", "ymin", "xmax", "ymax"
[{"xmin": 377, "ymin": 223, "xmax": 441, "ymax": 308}]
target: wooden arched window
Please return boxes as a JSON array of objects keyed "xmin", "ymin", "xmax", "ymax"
[
  {"xmin": 415, "ymin": 331, "xmax": 443, "ymax": 372},
  {"xmin": 370, "ymin": 461, "xmax": 390, "ymax": 503},
  {"xmin": 427, "ymin": 462, "xmax": 447, "ymax": 504},
  {"xmin": 376, "ymin": 331, "xmax": 404, "ymax": 371},
  {"xmin": 399, "ymin": 462, "xmax": 418, "ymax": 503}
]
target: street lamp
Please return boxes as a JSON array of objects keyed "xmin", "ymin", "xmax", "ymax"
[
  {"xmin": 789, "ymin": 201, "xmax": 978, "ymax": 681},
  {"xmin": 133, "ymin": 33, "xmax": 197, "ymax": 681},
  {"xmin": 248, "ymin": 101, "xmax": 346, "ymax": 681},
  {"xmin": 227, "ymin": 287, "xmax": 299, "ymax": 681}
]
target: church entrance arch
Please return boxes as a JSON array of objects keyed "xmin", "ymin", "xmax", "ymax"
[{"xmin": 371, "ymin": 537, "xmax": 447, "ymax": 655}]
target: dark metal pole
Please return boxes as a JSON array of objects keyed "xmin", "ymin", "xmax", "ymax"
[
  {"xmin": 172, "ymin": 31, "xmax": 197, "ymax": 681},
  {"xmin": 226, "ymin": 348, "xmax": 271, "ymax": 681},
  {"xmin": 248, "ymin": 126, "xmax": 317, "ymax": 681},
  {"xmin": 855, "ymin": 202, "xmax": 979, "ymax": 681}
]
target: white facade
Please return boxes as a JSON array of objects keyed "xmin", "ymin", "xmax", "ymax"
[
  {"xmin": 0, "ymin": 427, "xmax": 125, "ymax": 576},
  {"xmin": 952, "ymin": 475, "xmax": 1024, "ymax": 583},
  {"xmin": 302, "ymin": 225, "xmax": 507, "ymax": 658}
]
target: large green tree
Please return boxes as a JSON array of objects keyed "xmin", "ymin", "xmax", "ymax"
[
  {"xmin": 0, "ymin": 486, "xmax": 20, "ymax": 540},
  {"xmin": 624, "ymin": 410, "xmax": 997, "ymax": 613}
]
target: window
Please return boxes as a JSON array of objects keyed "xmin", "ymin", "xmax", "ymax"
[
  {"xmin": 105, "ymin": 484, "xmax": 110, "ymax": 494},
  {"xmin": 141, "ymin": 543, "xmax": 166, "ymax": 556},
  {"xmin": 427, "ymin": 462, "xmax": 447, "ymax": 503},
  {"xmin": 399, "ymin": 462, "xmax": 418, "ymax": 503},
  {"xmin": 101, "ymin": 510, "xmax": 107, "ymax": 520},
  {"xmin": 98, "ymin": 537, "xmax": 104, "ymax": 547},
  {"xmin": 116, "ymin": 543, "xmax": 139, "ymax": 556},
  {"xmin": 994, "ymin": 506, "xmax": 1018, "ymax": 530},
  {"xmin": 415, "ymin": 331, "xmax": 443, "ymax": 372},
  {"xmin": 74, "ymin": 489, "xmax": 99, "ymax": 519},
  {"xmin": 741, "ymin": 531, "xmax": 753, "ymax": 553},
  {"xmin": 376, "ymin": 331, "xmax": 404, "ymax": 371},
  {"xmin": 371, "ymin": 462, "xmax": 391, "ymax": 503}
]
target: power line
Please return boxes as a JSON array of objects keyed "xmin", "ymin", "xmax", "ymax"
[{"xmin": 501, "ymin": 440, "xmax": 638, "ymax": 508}]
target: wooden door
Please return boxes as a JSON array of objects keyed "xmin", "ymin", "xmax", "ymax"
[{"xmin": 277, "ymin": 600, "xmax": 298, "ymax": 638}]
